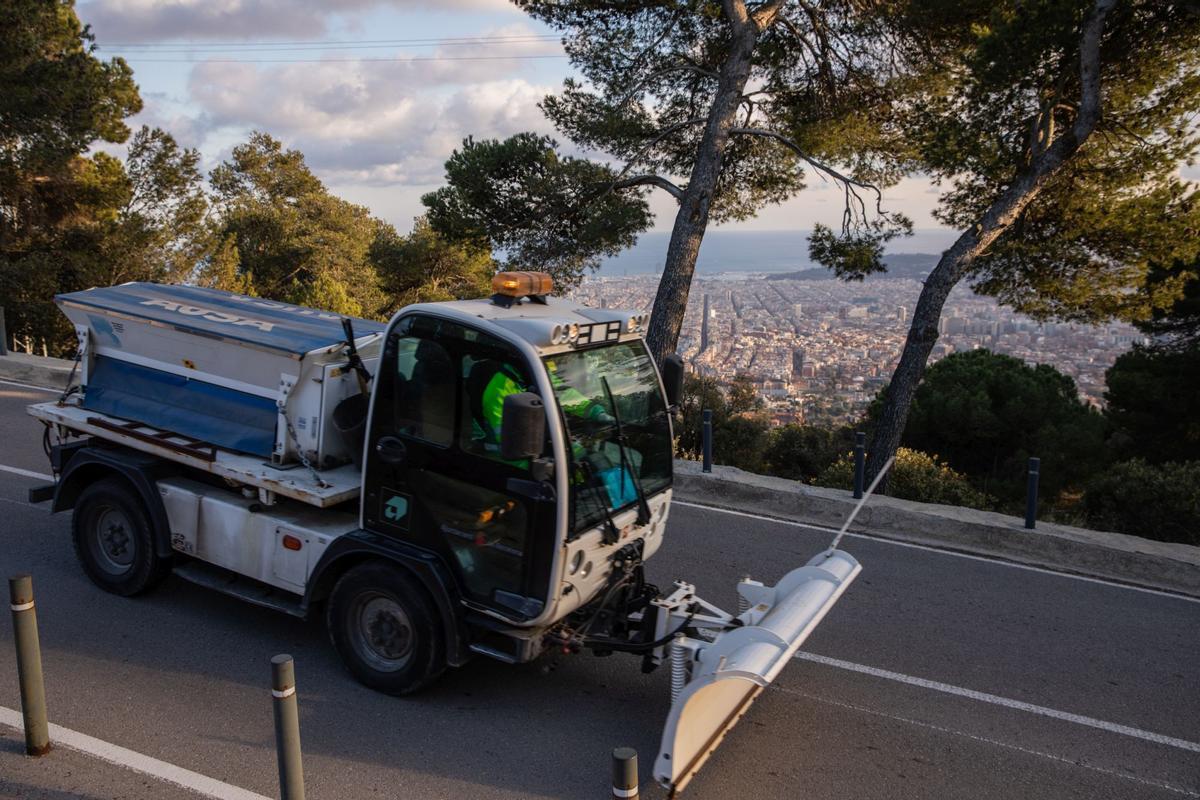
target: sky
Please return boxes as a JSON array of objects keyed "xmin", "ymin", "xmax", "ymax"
[{"xmin": 75, "ymin": 0, "xmax": 1196, "ymax": 242}]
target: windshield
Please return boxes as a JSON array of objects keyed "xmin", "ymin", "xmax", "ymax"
[{"xmin": 544, "ymin": 340, "xmax": 673, "ymax": 535}]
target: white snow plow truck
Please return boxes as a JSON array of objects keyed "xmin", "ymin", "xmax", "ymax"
[{"xmin": 26, "ymin": 274, "xmax": 860, "ymax": 794}]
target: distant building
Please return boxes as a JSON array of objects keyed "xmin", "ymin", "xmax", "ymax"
[
  {"xmin": 700, "ymin": 293, "xmax": 711, "ymax": 352},
  {"xmin": 897, "ymin": 305, "xmax": 907, "ymax": 323}
]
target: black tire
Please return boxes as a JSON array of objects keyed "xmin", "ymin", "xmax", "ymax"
[
  {"xmin": 326, "ymin": 562, "xmax": 446, "ymax": 695},
  {"xmin": 72, "ymin": 477, "xmax": 171, "ymax": 596}
]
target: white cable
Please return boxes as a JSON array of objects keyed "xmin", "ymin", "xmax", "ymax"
[{"xmin": 827, "ymin": 455, "xmax": 894, "ymax": 554}]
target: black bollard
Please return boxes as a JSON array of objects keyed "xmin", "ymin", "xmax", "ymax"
[
  {"xmin": 702, "ymin": 410, "xmax": 713, "ymax": 473},
  {"xmin": 1024, "ymin": 457, "xmax": 1040, "ymax": 530},
  {"xmin": 853, "ymin": 432, "xmax": 866, "ymax": 500},
  {"xmin": 271, "ymin": 655, "xmax": 305, "ymax": 800},
  {"xmin": 612, "ymin": 747, "xmax": 638, "ymax": 799},
  {"xmin": 9, "ymin": 575, "xmax": 50, "ymax": 756}
]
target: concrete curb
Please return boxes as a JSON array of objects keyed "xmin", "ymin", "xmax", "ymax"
[
  {"xmin": 674, "ymin": 460, "xmax": 1200, "ymax": 599},
  {"xmin": 0, "ymin": 354, "xmax": 74, "ymax": 390}
]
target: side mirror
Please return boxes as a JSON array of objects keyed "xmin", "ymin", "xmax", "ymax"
[
  {"xmin": 661, "ymin": 353, "xmax": 684, "ymax": 408},
  {"xmin": 501, "ymin": 392, "xmax": 546, "ymax": 461}
]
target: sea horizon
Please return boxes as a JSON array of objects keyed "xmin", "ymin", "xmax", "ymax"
[{"xmin": 596, "ymin": 228, "xmax": 958, "ymax": 276}]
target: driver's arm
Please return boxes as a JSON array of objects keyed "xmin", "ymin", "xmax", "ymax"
[{"xmin": 546, "ymin": 360, "xmax": 613, "ymax": 423}]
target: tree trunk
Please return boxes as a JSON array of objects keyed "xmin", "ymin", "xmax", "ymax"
[
  {"xmin": 866, "ymin": 0, "xmax": 1115, "ymax": 489},
  {"xmin": 644, "ymin": 13, "xmax": 762, "ymax": 365}
]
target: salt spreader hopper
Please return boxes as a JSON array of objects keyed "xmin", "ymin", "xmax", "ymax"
[{"xmin": 27, "ymin": 276, "xmax": 861, "ymax": 794}]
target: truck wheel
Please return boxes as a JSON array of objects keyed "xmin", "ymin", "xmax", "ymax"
[
  {"xmin": 72, "ymin": 478, "xmax": 171, "ymax": 596},
  {"xmin": 326, "ymin": 563, "xmax": 446, "ymax": 695}
]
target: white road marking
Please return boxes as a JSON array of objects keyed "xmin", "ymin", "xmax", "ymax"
[
  {"xmin": 0, "ymin": 706, "xmax": 272, "ymax": 800},
  {"xmin": 0, "ymin": 496, "xmax": 47, "ymax": 512},
  {"xmin": 777, "ymin": 686, "xmax": 1200, "ymax": 798},
  {"xmin": 673, "ymin": 499, "xmax": 1200, "ymax": 604},
  {"xmin": 0, "ymin": 463, "xmax": 53, "ymax": 481},
  {"xmin": 0, "ymin": 378, "xmax": 58, "ymax": 392},
  {"xmin": 794, "ymin": 651, "xmax": 1200, "ymax": 755}
]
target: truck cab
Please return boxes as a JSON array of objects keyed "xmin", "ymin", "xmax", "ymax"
[
  {"xmin": 362, "ymin": 293, "xmax": 674, "ymax": 627},
  {"xmin": 337, "ymin": 277, "xmax": 680, "ymax": 687}
]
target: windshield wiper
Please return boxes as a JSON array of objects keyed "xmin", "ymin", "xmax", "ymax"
[
  {"xmin": 580, "ymin": 459, "xmax": 621, "ymax": 544},
  {"xmin": 601, "ymin": 376, "xmax": 652, "ymax": 526}
]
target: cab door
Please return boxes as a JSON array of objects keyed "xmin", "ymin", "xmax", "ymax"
[{"xmin": 362, "ymin": 313, "xmax": 556, "ymax": 621}]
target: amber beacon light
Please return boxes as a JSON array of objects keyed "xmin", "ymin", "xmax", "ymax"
[{"xmin": 491, "ymin": 271, "xmax": 553, "ymax": 305}]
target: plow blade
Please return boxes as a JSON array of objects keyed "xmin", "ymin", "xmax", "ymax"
[{"xmin": 653, "ymin": 549, "xmax": 861, "ymax": 795}]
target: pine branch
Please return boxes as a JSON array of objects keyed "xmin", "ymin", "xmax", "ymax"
[
  {"xmin": 612, "ymin": 174, "xmax": 685, "ymax": 199},
  {"xmin": 728, "ymin": 126, "xmax": 884, "ymax": 228}
]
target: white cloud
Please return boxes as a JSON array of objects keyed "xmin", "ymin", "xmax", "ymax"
[
  {"xmin": 81, "ymin": 0, "xmax": 516, "ymax": 42},
  {"xmin": 183, "ymin": 29, "xmax": 560, "ymax": 185}
]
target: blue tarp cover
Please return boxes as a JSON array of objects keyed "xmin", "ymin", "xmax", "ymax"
[
  {"xmin": 84, "ymin": 355, "xmax": 279, "ymax": 456},
  {"xmin": 58, "ymin": 282, "xmax": 385, "ymax": 357}
]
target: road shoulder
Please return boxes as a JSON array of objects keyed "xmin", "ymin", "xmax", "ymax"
[{"xmin": 0, "ymin": 725, "xmax": 214, "ymax": 800}]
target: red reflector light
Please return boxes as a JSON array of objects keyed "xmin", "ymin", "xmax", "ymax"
[{"xmin": 282, "ymin": 535, "xmax": 303, "ymax": 551}]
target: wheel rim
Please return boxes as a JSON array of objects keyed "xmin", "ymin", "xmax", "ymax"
[
  {"xmin": 90, "ymin": 505, "xmax": 136, "ymax": 576},
  {"xmin": 351, "ymin": 592, "xmax": 415, "ymax": 672}
]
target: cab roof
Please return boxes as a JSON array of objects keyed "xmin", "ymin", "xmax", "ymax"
[{"xmin": 399, "ymin": 296, "xmax": 645, "ymax": 352}]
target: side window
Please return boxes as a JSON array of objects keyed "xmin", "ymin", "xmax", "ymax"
[
  {"xmin": 392, "ymin": 335, "xmax": 455, "ymax": 447},
  {"xmin": 459, "ymin": 350, "xmax": 536, "ymax": 461}
]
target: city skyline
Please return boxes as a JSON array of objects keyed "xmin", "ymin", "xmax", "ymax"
[{"xmin": 572, "ymin": 270, "xmax": 1144, "ymax": 427}]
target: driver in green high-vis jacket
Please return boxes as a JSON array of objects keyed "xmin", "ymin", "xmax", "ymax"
[{"xmin": 473, "ymin": 358, "xmax": 612, "ymax": 462}]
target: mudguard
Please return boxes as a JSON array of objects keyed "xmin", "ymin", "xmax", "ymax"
[{"xmin": 654, "ymin": 549, "xmax": 861, "ymax": 795}]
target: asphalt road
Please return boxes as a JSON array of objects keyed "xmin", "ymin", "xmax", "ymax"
[{"xmin": 1, "ymin": 379, "xmax": 1198, "ymax": 800}]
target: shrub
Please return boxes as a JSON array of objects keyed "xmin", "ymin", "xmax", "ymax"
[
  {"xmin": 870, "ymin": 349, "xmax": 1109, "ymax": 509},
  {"xmin": 676, "ymin": 372, "xmax": 770, "ymax": 472},
  {"xmin": 763, "ymin": 424, "xmax": 855, "ymax": 483},
  {"xmin": 1083, "ymin": 460, "xmax": 1200, "ymax": 545},
  {"xmin": 814, "ymin": 447, "xmax": 994, "ymax": 510}
]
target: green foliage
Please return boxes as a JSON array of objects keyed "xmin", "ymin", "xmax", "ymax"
[
  {"xmin": 0, "ymin": 0, "xmax": 155, "ymax": 353},
  {"xmin": 1, "ymin": 126, "xmax": 207, "ymax": 354},
  {"xmin": 209, "ymin": 132, "xmax": 389, "ymax": 317},
  {"xmin": 371, "ymin": 217, "xmax": 494, "ymax": 315},
  {"xmin": 899, "ymin": 0, "xmax": 1200, "ymax": 323},
  {"xmin": 1104, "ymin": 344, "xmax": 1200, "ymax": 464},
  {"xmin": 809, "ymin": 218, "xmax": 913, "ymax": 281},
  {"xmin": 0, "ymin": 0, "xmax": 140, "ymax": 179},
  {"xmin": 1137, "ymin": 257, "xmax": 1200, "ymax": 347},
  {"xmin": 522, "ymin": 1, "xmax": 912, "ymax": 223},
  {"xmin": 882, "ymin": 349, "xmax": 1107, "ymax": 509},
  {"xmin": 762, "ymin": 424, "xmax": 855, "ymax": 483},
  {"xmin": 676, "ymin": 373, "xmax": 770, "ymax": 472},
  {"xmin": 196, "ymin": 234, "xmax": 254, "ymax": 295},
  {"xmin": 1083, "ymin": 460, "xmax": 1200, "ymax": 546},
  {"xmin": 423, "ymin": 133, "xmax": 650, "ymax": 290},
  {"xmin": 816, "ymin": 447, "xmax": 994, "ymax": 509},
  {"xmin": 424, "ymin": 2, "xmax": 919, "ymax": 298}
]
